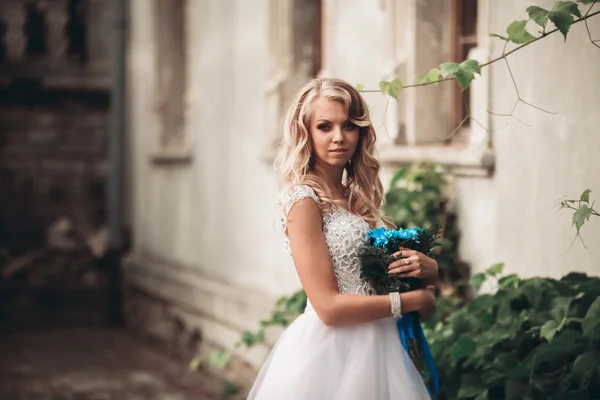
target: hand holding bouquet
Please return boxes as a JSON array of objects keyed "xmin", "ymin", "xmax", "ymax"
[{"xmin": 359, "ymin": 226, "xmax": 441, "ymax": 395}]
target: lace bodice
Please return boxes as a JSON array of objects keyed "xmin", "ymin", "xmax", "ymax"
[{"xmin": 281, "ymin": 185, "xmax": 373, "ymax": 313}]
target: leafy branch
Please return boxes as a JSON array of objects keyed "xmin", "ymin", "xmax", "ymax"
[
  {"xmin": 360, "ymin": 1, "xmax": 600, "ymax": 98},
  {"xmin": 558, "ymin": 189, "xmax": 599, "ymax": 247}
]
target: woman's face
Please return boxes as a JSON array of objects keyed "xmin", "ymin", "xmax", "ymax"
[{"xmin": 308, "ymin": 96, "xmax": 360, "ymax": 170}]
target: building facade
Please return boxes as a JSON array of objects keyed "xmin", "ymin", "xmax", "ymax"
[{"xmin": 123, "ymin": 0, "xmax": 600, "ymax": 369}]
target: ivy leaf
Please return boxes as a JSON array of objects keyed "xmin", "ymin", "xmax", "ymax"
[
  {"xmin": 451, "ymin": 336, "xmax": 477, "ymax": 364},
  {"xmin": 571, "ymin": 350, "xmax": 599, "ymax": 379},
  {"xmin": 580, "ymin": 189, "xmax": 591, "ymax": 203},
  {"xmin": 209, "ymin": 350, "xmax": 233, "ymax": 369},
  {"xmin": 573, "ymin": 204, "xmax": 592, "ymax": 233},
  {"xmin": 440, "ymin": 62, "xmax": 460, "ymax": 78},
  {"xmin": 554, "ymin": 1, "xmax": 582, "ymax": 18},
  {"xmin": 549, "ymin": 1, "xmax": 582, "ymax": 40},
  {"xmin": 387, "ymin": 78, "xmax": 404, "ymax": 99},
  {"xmin": 527, "ymin": 6, "xmax": 550, "ymax": 27},
  {"xmin": 498, "ymin": 274, "xmax": 520, "ymax": 289},
  {"xmin": 470, "ymin": 273, "xmax": 487, "ymax": 291},
  {"xmin": 440, "ymin": 59, "xmax": 481, "ymax": 92},
  {"xmin": 506, "ymin": 20, "xmax": 536, "ymax": 44},
  {"xmin": 541, "ymin": 320, "xmax": 559, "ymax": 342},
  {"xmin": 416, "ymin": 68, "xmax": 442, "ymax": 85},
  {"xmin": 379, "ymin": 80, "xmax": 390, "ymax": 95},
  {"xmin": 355, "ymin": 83, "xmax": 365, "ymax": 92},
  {"xmin": 485, "ymin": 263, "xmax": 504, "ymax": 277},
  {"xmin": 583, "ymin": 297, "xmax": 600, "ymax": 337}
]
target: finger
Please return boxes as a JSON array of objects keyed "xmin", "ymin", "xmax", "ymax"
[
  {"xmin": 389, "ymin": 256, "xmax": 421, "ymax": 266},
  {"xmin": 425, "ymin": 285, "xmax": 435, "ymax": 291},
  {"xmin": 398, "ymin": 250, "xmax": 418, "ymax": 258},
  {"xmin": 394, "ymin": 270, "xmax": 422, "ymax": 279},
  {"xmin": 389, "ymin": 264, "xmax": 421, "ymax": 275},
  {"xmin": 388, "ymin": 265, "xmax": 411, "ymax": 274},
  {"xmin": 388, "ymin": 259, "xmax": 417, "ymax": 272},
  {"xmin": 399, "ymin": 247, "xmax": 417, "ymax": 254}
]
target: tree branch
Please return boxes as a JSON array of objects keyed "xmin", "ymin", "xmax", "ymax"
[{"xmin": 360, "ymin": 9, "xmax": 600, "ymax": 93}]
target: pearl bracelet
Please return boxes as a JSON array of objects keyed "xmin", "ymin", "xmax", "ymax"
[{"xmin": 389, "ymin": 292, "xmax": 402, "ymax": 318}]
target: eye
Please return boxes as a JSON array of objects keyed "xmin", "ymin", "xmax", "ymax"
[
  {"xmin": 343, "ymin": 122, "xmax": 358, "ymax": 130},
  {"xmin": 317, "ymin": 124, "xmax": 331, "ymax": 132}
]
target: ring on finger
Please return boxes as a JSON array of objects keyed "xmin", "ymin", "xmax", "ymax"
[{"xmin": 404, "ymin": 258, "xmax": 411, "ymax": 265}]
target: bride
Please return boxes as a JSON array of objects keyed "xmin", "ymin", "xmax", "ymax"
[{"xmin": 248, "ymin": 78, "xmax": 439, "ymax": 399}]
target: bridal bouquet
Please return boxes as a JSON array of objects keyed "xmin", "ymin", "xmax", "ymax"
[{"xmin": 359, "ymin": 226, "xmax": 441, "ymax": 395}]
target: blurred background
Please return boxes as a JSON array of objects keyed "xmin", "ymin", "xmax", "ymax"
[{"xmin": 0, "ymin": 0, "xmax": 599, "ymax": 399}]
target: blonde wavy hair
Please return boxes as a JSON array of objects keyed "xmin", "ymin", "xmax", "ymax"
[{"xmin": 274, "ymin": 77, "xmax": 390, "ymax": 228}]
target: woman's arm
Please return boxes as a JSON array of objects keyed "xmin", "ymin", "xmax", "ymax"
[{"xmin": 287, "ymin": 199, "xmax": 435, "ymax": 327}]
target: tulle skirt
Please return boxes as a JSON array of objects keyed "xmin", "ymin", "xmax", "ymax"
[{"xmin": 248, "ymin": 311, "xmax": 431, "ymax": 400}]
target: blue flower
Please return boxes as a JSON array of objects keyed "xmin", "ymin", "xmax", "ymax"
[{"xmin": 367, "ymin": 226, "xmax": 425, "ymax": 249}]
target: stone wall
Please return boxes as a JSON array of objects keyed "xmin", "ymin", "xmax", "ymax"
[
  {"xmin": 0, "ymin": 0, "xmax": 112, "ymax": 252},
  {"xmin": 0, "ymin": 87, "xmax": 109, "ymax": 251}
]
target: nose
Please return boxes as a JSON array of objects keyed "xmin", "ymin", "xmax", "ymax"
[{"xmin": 332, "ymin": 126, "xmax": 344, "ymax": 143}]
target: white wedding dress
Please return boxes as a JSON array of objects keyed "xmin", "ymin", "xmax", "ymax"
[{"xmin": 248, "ymin": 185, "xmax": 431, "ymax": 400}]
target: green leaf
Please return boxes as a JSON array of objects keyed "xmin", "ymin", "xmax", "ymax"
[
  {"xmin": 499, "ymin": 274, "xmax": 520, "ymax": 289},
  {"xmin": 506, "ymin": 20, "xmax": 536, "ymax": 44},
  {"xmin": 527, "ymin": 6, "xmax": 550, "ymax": 27},
  {"xmin": 571, "ymin": 350, "xmax": 599, "ymax": 380},
  {"xmin": 387, "ymin": 78, "xmax": 403, "ymax": 99},
  {"xmin": 416, "ymin": 68, "xmax": 442, "ymax": 85},
  {"xmin": 355, "ymin": 83, "xmax": 365, "ymax": 92},
  {"xmin": 379, "ymin": 80, "xmax": 390, "ymax": 95},
  {"xmin": 549, "ymin": 10, "xmax": 574, "ymax": 40},
  {"xmin": 573, "ymin": 204, "xmax": 592, "ymax": 233},
  {"xmin": 548, "ymin": 1, "xmax": 582, "ymax": 40},
  {"xmin": 550, "ymin": 296, "xmax": 572, "ymax": 323},
  {"xmin": 209, "ymin": 350, "xmax": 233, "ymax": 369},
  {"xmin": 440, "ymin": 59, "xmax": 482, "ymax": 92},
  {"xmin": 583, "ymin": 296, "xmax": 600, "ymax": 337},
  {"xmin": 240, "ymin": 330, "xmax": 256, "ymax": 346},
  {"xmin": 486, "ymin": 263, "xmax": 504, "ymax": 277},
  {"xmin": 541, "ymin": 320, "xmax": 559, "ymax": 342},
  {"xmin": 470, "ymin": 272, "xmax": 487, "ymax": 291},
  {"xmin": 440, "ymin": 62, "xmax": 460, "ymax": 78},
  {"xmin": 474, "ymin": 390, "xmax": 489, "ymax": 400},
  {"xmin": 554, "ymin": 1, "xmax": 582, "ymax": 18},
  {"xmin": 580, "ymin": 189, "xmax": 591, "ymax": 203},
  {"xmin": 451, "ymin": 335, "xmax": 477, "ymax": 364},
  {"xmin": 578, "ymin": 0, "xmax": 600, "ymax": 4}
]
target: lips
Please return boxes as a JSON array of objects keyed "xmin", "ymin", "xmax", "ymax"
[{"xmin": 330, "ymin": 149, "xmax": 348, "ymax": 153}]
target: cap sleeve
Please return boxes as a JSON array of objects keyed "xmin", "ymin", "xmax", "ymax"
[
  {"xmin": 279, "ymin": 185, "xmax": 321, "ymax": 254},
  {"xmin": 283, "ymin": 185, "xmax": 320, "ymax": 217}
]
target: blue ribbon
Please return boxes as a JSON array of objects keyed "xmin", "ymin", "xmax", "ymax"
[{"xmin": 396, "ymin": 313, "xmax": 439, "ymax": 396}]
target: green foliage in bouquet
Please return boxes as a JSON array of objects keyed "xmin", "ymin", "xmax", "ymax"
[{"xmin": 424, "ymin": 264, "xmax": 600, "ymax": 400}]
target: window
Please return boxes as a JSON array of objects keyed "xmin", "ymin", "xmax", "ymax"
[
  {"xmin": 151, "ymin": 0, "xmax": 191, "ymax": 163},
  {"xmin": 451, "ymin": 0, "xmax": 478, "ymax": 131},
  {"xmin": 379, "ymin": 0, "xmax": 494, "ymax": 177},
  {"xmin": 264, "ymin": 0, "xmax": 322, "ymax": 158}
]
